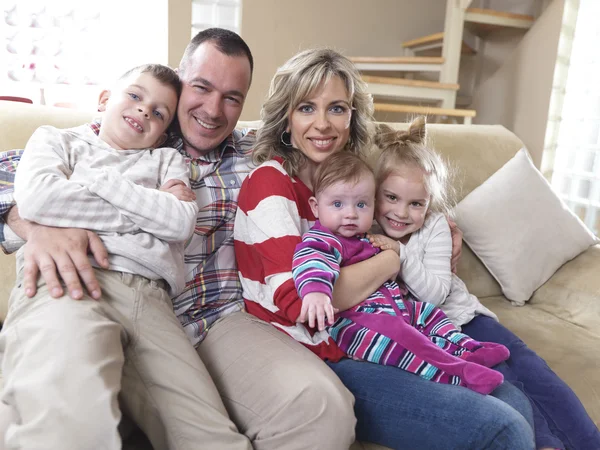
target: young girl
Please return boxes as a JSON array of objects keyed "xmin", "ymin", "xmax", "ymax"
[
  {"xmin": 292, "ymin": 151, "xmax": 510, "ymax": 395},
  {"xmin": 370, "ymin": 116, "xmax": 600, "ymax": 450}
]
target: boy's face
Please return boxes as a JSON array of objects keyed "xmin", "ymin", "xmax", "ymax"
[
  {"xmin": 309, "ymin": 176, "xmax": 375, "ymax": 238},
  {"xmin": 98, "ymin": 72, "xmax": 178, "ymax": 150},
  {"xmin": 375, "ymin": 169, "xmax": 430, "ymax": 244}
]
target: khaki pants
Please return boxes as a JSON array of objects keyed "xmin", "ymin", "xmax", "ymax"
[
  {"xmin": 0, "ymin": 269, "xmax": 251, "ymax": 450},
  {"xmin": 197, "ymin": 311, "xmax": 357, "ymax": 450}
]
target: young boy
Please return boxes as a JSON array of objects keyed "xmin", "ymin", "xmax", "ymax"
[{"xmin": 0, "ymin": 65, "xmax": 218, "ymax": 450}]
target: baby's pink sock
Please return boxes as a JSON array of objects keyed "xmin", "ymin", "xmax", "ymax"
[
  {"xmin": 459, "ymin": 362, "xmax": 504, "ymax": 395},
  {"xmin": 464, "ymin": 342, "xmax": 510, "ymax": 368}
]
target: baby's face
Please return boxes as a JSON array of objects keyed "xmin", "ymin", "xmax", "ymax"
[
  {"xmin": 375, "ymin": 169, "xmax": 430, "ymax": 244},
  {"xmin": 311, "ymin": 176, "xmax": 375, "ymax": 238},
  {"xmin": 99, "ymin": 72, "xmax": 178, "ymax": 150}
]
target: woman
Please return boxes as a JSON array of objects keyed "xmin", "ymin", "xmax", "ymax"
[{"xmin": 233, "ymin": 47, "xmax": 534, "ymax": 449}]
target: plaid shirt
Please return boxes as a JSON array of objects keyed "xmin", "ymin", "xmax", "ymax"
[{"xmin": 0, "ymin": 121, "xmax": 257, "ymax": 347}]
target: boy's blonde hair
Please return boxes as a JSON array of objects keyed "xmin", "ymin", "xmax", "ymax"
[
  {"xmin": 374, "ymin": 116, "xmax": 454, "ymax": 215},
  {"xmin": 253, "ymin": 48, "xmax": 374, "ymax": 177},
  {"xmin": 313, "ymin": 152, "xmax": 374, "ymax": 197}
]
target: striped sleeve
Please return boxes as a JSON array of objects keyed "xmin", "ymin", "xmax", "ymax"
[
  {"xmin": 234, "ymin": 162, "xmax": 307, "ymax": 324},
  {"xmin": 14, "ymin": 126, "xmax": 138, "ymax": 234},
  {"xmin": 292, "ymin": 228, "xmax": 343, "ymax": 300},
  {"xmin": 400, "ymin": 213, "xmax": 452, "ymax": 305},
  {"xmin": 0, "ymin": 149, "xmax": 22, "ymax": 253},
  {"xmin": 88, "ymin": 151, "xmax": 198, "ymax": 243}
]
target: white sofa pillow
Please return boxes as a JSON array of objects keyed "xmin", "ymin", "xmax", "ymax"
[{"xmin": 453, "ymin": 148, "xmax": 599, "ymax": 305}]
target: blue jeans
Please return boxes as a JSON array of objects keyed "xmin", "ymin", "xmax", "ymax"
[
  {"xmin": 326, "ymin": 358, "xmax": 534, "ymax": 450},
  {"xmin": 462, "ymin": 315, "xmax": 600, "ymax": 450}
]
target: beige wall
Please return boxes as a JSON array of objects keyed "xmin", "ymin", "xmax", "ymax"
[
  {"xmin": 240, "ymin": 0, "xmax": 446, "ymax": 120},
  {"xmin": 470, "ymin": 0, "xmax": 565, "ymax": 167}
]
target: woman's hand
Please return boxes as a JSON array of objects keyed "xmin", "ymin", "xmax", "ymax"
[
  {"xmin": 447, "ymin": 218, "xmax": 463, "ymax": 274},
  {"xmin": 297, "ymin": 292, "xmax": 338, "ymax": 331},
  {"xmin": 160, "ymin": 179, "xmax": 196, "ymax": 202},
  {"xmin": 368, "ymin": 233, "xmax": 400, "ymax": 255}
]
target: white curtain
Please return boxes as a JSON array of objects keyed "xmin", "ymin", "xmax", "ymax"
[{"xmin": 542, "ymin": 0, "xmax": 600, "ymax": 236}]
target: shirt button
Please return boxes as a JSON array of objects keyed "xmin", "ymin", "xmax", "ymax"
[{"xmin": 229, "ymin": 180, "xmax": 235, "ymax": 186}]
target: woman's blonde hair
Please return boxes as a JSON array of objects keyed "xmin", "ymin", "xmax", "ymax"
[
  {"xmin": 374, "ymin": 116, "xmax": 454, "ymax": 216},
  {"xmin": 253, "ymin": 48, "xmax": 374, "ymax": 177}
]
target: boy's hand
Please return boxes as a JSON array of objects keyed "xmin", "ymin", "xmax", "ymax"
[
  {"xmin": 447, "ymin": 218, "xmax": 463, "ymax": 274},
  {"xmin": 298, "ymin": 292, "xmax": 338, "ymax": 331},
  {"xmin": 160, "ymin": 179, "xmax": 196, "ymax": 202},
  {"xmin": 368, "ymin": 233, "xmax": 400, "ymax": 255}
]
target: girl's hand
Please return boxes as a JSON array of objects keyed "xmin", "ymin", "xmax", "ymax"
[
  {"xmin": 298, "ymin": 292, "xmax": 337, "ymax": 331},
  {"xmin": 160, "ymin": 179, "xmax": 196, "ymax": 202},
  {"xmin": 368, "ymin": 233, "xmax": 400, "ymax": 255}
]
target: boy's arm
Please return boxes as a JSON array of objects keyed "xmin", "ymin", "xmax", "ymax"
[
  {"xmin": 15, "ymin": 127, "xmax": 139, "ymax": 234},
  {"xmin": 88, "ymin": 150, "xmax": 198, "ymax": 243}
]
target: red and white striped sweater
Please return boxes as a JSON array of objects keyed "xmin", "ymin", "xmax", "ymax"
[{"xmin": 234, "ymin": 158, "xmax": 345, "ymax": 361}]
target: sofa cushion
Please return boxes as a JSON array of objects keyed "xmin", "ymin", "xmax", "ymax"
[
  {"xmin": 454, "ymin": 149, "xmax": 598, "ymax": 305},
  {"xmin": 481, "ymin": 295, "xmax": 600, "ymax": 424}
]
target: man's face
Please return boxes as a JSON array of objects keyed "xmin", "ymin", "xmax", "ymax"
[{"xmin": 177, "ymin": 42, "xmax": 252, "ymax": 157}]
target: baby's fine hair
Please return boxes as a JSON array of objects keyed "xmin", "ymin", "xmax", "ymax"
[
  {"xmin": 312, "ymin": 151, "xmax": 374, "ymax": 197},
  {"xmin": 374, "ymin": 116, "xmax": 454, "ymax": 216},
  {"xmin": 119, "ymin": 64, "xmax": 182, "ymax": 98}
]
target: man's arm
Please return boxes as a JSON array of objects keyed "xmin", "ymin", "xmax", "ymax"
[{"xmin": 0, "ymin": 140, "xmax": 108, "ymax": 300}]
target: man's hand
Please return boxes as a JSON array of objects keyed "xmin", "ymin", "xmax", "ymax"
[
  {"xmin": 297, "ymin": 292, "xmax": 337, "ymax": 331},
  {"xmin": 368, "ymin": 233, "xmax": 400, "ymax": 255},
  {"xmin": 23, "ymin": 225, "xmax": 109, "ymax": 300},
  {"xmin": 160, "ymin": 179, "xmax": 196, "ymax": 202},
  {"xmin": 447, "ymin": 218, "xmax": 463, "ymax": 274}
]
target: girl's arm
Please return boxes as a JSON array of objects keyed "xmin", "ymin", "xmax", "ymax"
[
  {"xmin": 400, "ymin": 213, "xmax": 452, "ymax": 306},
  {"xmin": 332, "ymin": 249, "xmax": 400, "ymax": 311}
]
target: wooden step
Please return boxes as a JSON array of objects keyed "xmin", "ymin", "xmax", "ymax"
[
  {"xmin": 374, "ymin": 103, "xmax": 476, "ymax": 124},
  {"xmin": 402, "ymin": 32, "xmax": 475, "ymax": 55},
  {"xmin": 349, "ymin": 56, "xmax": 444, "ymax": 73},
  {"xmin": 362, "ymin": 75, "xmax": 459, "ymax": 91},
  {"xmin": 350, "ymin": 56, "xmax": 444, "ymax": 65},
  {"xmin": 464, "ymin": 8, "xmax": 535, "ymax": 35}
]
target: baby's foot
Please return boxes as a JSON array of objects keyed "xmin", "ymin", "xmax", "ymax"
[
  {"xmin": 464, "ymin": 342, "xmax": 510, "ymax": 368},
  {"xmin": 460, "ymin": 362, "xmax": 504, "ymax": 395}
]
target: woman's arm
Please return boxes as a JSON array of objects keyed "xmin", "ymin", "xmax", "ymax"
[{"xmin": 332, "ymin": 249, "xmax": 400, "ymax": 311}]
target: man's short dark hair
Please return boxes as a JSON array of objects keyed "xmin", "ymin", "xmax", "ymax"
[
  {"xmin": 179, "ymin": 28, "xmax": 254, "ymax": 84},
  {"xmin": 119, "ymin": 64, "xmax": 182, "ymax": 97}
]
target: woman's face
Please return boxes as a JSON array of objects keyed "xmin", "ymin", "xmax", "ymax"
[{"xmin": 287, "ymin": 75, "xmax": 352, "ymax": 166}]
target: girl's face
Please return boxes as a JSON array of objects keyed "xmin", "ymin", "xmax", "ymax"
[
  {"xmin": 288, "ymin": 75, "xmax": 352, "ymax": 167},
  {"xmin": 309, "ymin": 175, "xmax": 376, "ymax": 239},
  {"xmin": 375, "ymin": 167, "xmax": 430, "ymax": 244}
]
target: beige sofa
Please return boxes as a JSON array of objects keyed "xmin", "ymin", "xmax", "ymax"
[{"xmin": 0, "ymin": 100, "xmax": 598, "ymax": 450}]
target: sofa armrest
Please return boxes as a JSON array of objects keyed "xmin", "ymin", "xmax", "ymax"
[{"xmin": 530, "ymin": 244, "xmax": 600, "ymax": 336}]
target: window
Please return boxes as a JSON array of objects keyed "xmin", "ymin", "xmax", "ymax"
[
  {"xmin": 192, "ymin": 0, "xmax": 241, "ymax": 37},
  {"xmin": 543, "ymin": 0, "xmax": 600, "ymax": 236}
]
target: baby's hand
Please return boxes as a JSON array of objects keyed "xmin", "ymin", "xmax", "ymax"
[
  {"xmin": 368, "ymin": 234, "xmax": 400, "ymax": 255},
  {"xmin": 297, "ymin": 292, "xmax": 338, "ymax": 331},
  {"xmin": 160, "ymin": 179, "xmax": 196, "ymax": 202}
]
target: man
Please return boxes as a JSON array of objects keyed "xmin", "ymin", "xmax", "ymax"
[{"xmin": 0, "ymin": 28, "xmax": 355, "ymax": 449}]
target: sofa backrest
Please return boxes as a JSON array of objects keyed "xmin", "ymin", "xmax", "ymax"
[{"xmin": 0, "ymin": 101, "xmax": 527, "ymax": 302}]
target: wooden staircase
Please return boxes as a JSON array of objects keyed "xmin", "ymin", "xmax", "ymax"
[{"xmin": 349, "ymin": 0, "xmax": 537, "ymax": 124}]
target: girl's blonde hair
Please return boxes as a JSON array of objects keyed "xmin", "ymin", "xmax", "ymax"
[
  {"xmin": 374, "ymin": 116, "xmax": 454, "ymax": 216},
  {"xmin": 253, "ymin": 48, "xmax": 374, "ymax": 177}
]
